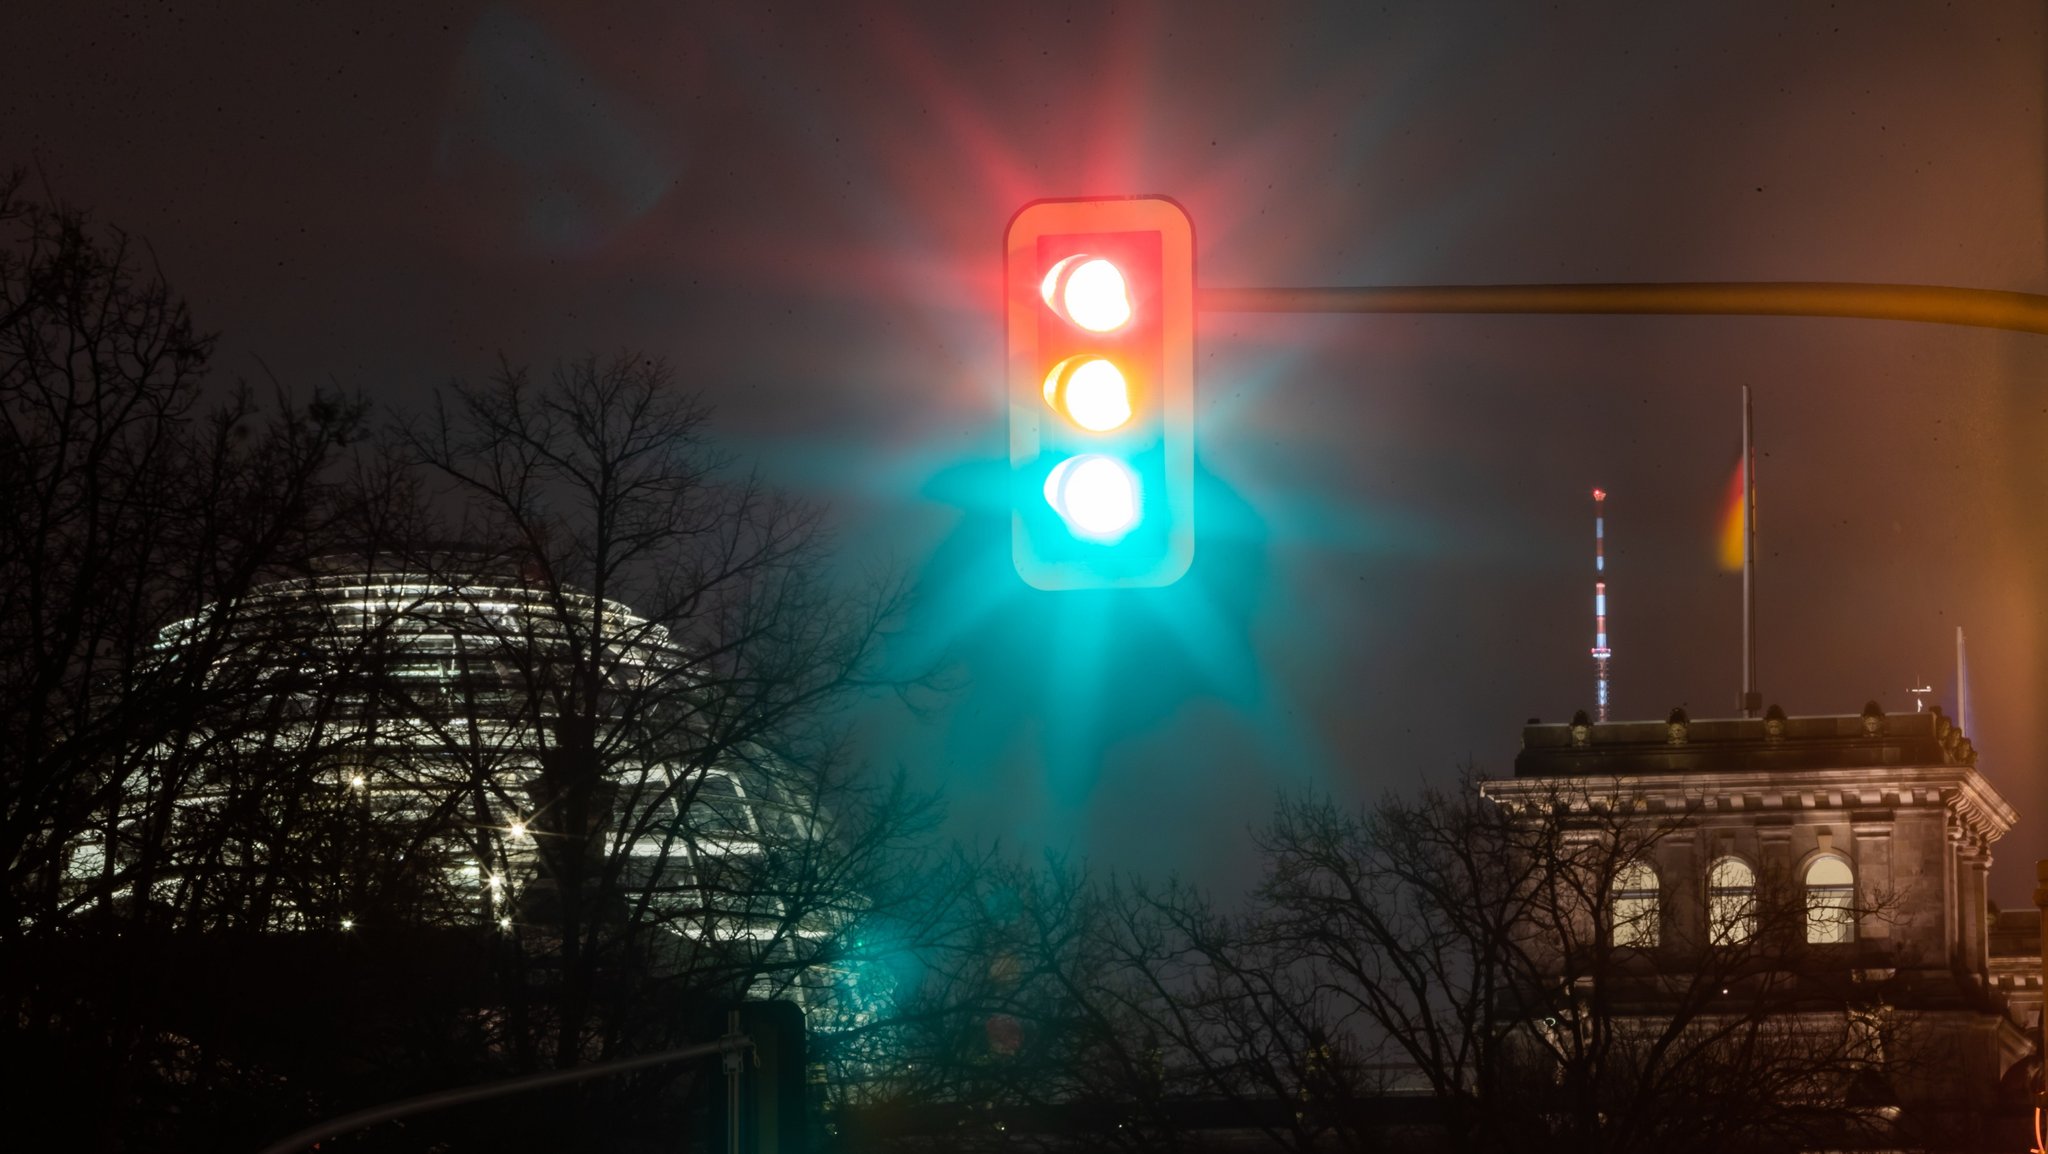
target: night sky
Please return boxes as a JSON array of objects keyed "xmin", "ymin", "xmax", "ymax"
[{"xmin": 9, "ymin": 2, "xmax": 2046, "ymax": 900}]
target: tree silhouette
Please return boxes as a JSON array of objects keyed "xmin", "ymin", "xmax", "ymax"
[
  {"xmin": 0, "ymin": 171, "xmax": 364, "ymax": 1150},
  {"xmin": 856, "ymin": 779, "xmax": 1914, "ymax": 1154}
]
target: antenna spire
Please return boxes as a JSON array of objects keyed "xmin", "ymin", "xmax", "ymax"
[
  {"xmin": 1956, "ymin": 627, "xmax": 1972, "ymax": 737},
  {"xmin": 1592, "ymin": 487, "xmax": 1612, "ymax": 722}
]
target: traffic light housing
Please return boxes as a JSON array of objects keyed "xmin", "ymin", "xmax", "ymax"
[{"xmin": 1007, "ymin": 196, "xmax": 1194, "ymax": 589}]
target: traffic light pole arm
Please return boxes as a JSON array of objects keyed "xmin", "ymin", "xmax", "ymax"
[{"xmin": 1198, "ymin": 282, "xmax": 2048, "ymax": 335}]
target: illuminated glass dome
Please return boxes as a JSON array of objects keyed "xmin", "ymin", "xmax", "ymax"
[
  {"xmin": 63, "ymin": 555, "xmax": 888, "ymax": 1042},
  {"xmin": 96, "ymin": 557, "xmax": 778, "ymax": 936}
]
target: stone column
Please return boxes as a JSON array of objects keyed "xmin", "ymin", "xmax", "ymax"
[
  {"xmin": 2033, "ymin": 861, "xmax": 2048, "ymax": 1011},
  {"xmin": 1960, "ymin": 844, "xmax": 1991, "ymax": 984},
  {"xmin": 1757, "ymin": 822, "xmax": 1794, "ymax": 936},
  {"xmin": 1945, "ymin": 826, "xmax": 1963, "ymax": 971},
  {"xmin": 1664, "ymin": 835, "xmax": 1700, "ymax": 954},
  {"xmin": 1852, "ymin": 818, "xmax": 1892, "ymax": 941}
]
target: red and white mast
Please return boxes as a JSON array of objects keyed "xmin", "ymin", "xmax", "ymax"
[{"xmin": 1592, "ymin": 487, "xmax": 1612, "ymax": 722}]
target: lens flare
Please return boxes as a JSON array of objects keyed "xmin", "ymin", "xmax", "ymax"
[
  {"xmin": 1040, "ymin": 255, "xmax": 1131, "ymax": 332},
  {"xmin": 1044, "ymin": 455, "xmax": 1139, "ymax": 539},
  {"xmin": 1042, "ymin": 356, "xmax": 1132, "ymax": 431}
]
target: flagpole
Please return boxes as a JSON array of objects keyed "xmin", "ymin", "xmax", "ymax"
[{"xmin": 1740, "ymin": 386, "xmax": 1760, "ymax": 718}]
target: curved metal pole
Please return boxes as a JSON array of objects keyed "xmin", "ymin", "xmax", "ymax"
[
  {"xmin": 1198, "ymin": 282, "xmax": 2048, "ymax": 335},
  {"xmin": 253, "ymin": 1035, "xmax": 751, "ymax": 1154}
]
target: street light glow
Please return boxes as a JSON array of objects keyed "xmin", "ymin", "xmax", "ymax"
[
  {"xmin": 1041, "ymin": 255, "xmax": 1131, "ymax": 332},
  {"xmin": 1042, "ymin": 356, "xmax": 1132, "ymax": 431}
]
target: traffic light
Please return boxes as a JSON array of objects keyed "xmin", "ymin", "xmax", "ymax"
[{"xmin": 1007, "ymin": 196, "xmax": 1194, "ymax": 589}]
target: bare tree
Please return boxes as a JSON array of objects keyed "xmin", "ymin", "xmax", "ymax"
[
  {"xmin": 1254, "ymin": 779, "xmax": 1908, "ymax": 1154},
  {"xmin": 0, "ymin": 172, "xmax": 364, "ymax": 1151},
  {"xmin": 848, "ymin": 850, "xmax": 1385, "ymax": 1154},
  {"xmin": 380, "ymin": 353, "xmax": 942, "ymax": 1097},
  {"xmin": 859, "ymin": 778, "xmax": 1914, "ymax": 1154},
  {"xmin": 840, "ymin": 853, "xmax": 1175, "ymax": 1150},
  {"xmin": 0, "ymin": 172, "xmax": 361, "ymax": 936},
  {"xmin": 0, "ymin": 176, "xmax": 944, "ymax": 1149}
]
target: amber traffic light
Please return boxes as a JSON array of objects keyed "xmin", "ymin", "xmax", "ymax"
[{"xmin": 1006, "ymin": 196, "xmax": 1194, "ymax": 589}]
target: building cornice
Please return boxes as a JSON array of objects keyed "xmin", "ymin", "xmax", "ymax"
[{"xmin": 1481, "ymin": 763, "xmax": 2017, "ymax": 848}]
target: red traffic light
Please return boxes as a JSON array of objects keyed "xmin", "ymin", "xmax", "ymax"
[{"xmin": 1006, "ymin": 196, "xmax": 1195, "ymax": 590}]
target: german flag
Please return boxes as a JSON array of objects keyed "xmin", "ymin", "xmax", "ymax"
[{"xmin": 1717, "ymin": 455, "xmax": 1746, "ymax": 572}]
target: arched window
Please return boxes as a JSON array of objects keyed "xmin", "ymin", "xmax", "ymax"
[
  {"xmin": 1612, "ymin": 861, "xmax": 1660, "ymax": 948},
  {"xmin": 1805, "ymin": 855, "xmax": 1856, "ymax": 944},
  {"xmin": 1707, "ymin": 856, "xmax": 1757, "ymax": 945}
]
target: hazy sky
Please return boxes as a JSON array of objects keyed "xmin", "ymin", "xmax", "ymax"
[{"xmin": 8, "ymin": 1, "xmax": 2046, "ymax": 898}]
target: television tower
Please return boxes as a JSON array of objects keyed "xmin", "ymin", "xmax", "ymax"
[{"xmin": 1591, "ymin": 488, "xmax": 1613, "ymax": 722}]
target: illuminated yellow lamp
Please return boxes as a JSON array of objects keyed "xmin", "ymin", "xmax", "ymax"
[
  {"xmin": 498, "ymin": 917, "xmax": 513, "ymax": 931},
  {"xmin": 1044, "ymin": 455, "xmax": 1140, "ymax": 540},
  {"xmin": 509, "ymin": 820, "xmax": 527, "ymax": 840},
  {"xmin": 487, "ymin": 872, "xmax": 505, "ymax": 893},
  {"xmin": 348, "ymin": 773, "xmax": 366, "ymax": 790},
  {"xmin": 1040, "ymin": 255, "xmax": 1131, "ymax": 332},
  {"xmin": 340, "ymin": 916, "xmax": 355, "ymax": 931},
  {"xmin": 1042, "ymin": 356, "xmax": 1132, "ymax": 431}
]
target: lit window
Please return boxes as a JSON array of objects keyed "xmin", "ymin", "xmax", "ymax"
[
  {"xmin": 1707, "ymin": 857, "xmax": 1756, "ymax": 945},
  {"xmin": 1805, "ymin": 855, "xmax": 1856, "ymax": 944},
  {"xmin": 1612, "ymin": 861, "xmax": 1660, "ymax": 948},
  {"xmin": 692, "ymin": 773, "xmax": 754, "ymax": 838}
]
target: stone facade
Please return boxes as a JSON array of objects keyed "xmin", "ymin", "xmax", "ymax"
[{"xmin": 1483, "ymin": 703, "xmax": 2037, "ymax": 1142}]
